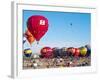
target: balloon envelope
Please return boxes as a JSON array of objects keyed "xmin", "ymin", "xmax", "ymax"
[
  {"xmin": 40, "ymin": 47, "xmax": 53, "ymax": 58},
  {"xmin": 24, "ymin": 48, "xmax": 32, "ymax": 57},
  {"xmin": 27, "ymin": 15, "xmax": 48, "ymax": 42},
  {"xmin": 67, "ymin": 47, "xmax": 75, "ymax": 56},
  {"xmin": 80, "ymin": 47, "xmax": 87, "ymax": 56},
  {"xmin": 25, "ymin": 29, "xmax": 35, "ymax": 44},
  {"xmin": 85, "ymin": 45, "xmax": 91, "ymax": 56},
  {"xmin": 74, "ymin": 48, "xmax": 80, "ymax": 56},
  {"xmin": 60, "ymin": 47, "xmax": 67, "ymax": 57},
  {"xmin": 52, "ymin": 47, "xmax": 60, "ymax": 58}
]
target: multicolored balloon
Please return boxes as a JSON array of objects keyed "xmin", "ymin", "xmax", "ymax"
[
  {"xmin": 27, "ymin": 15, "xmax": 49, "ymax": 44},
  {"xmin": 40, "ymin": 47, "xmax": 53, "ymax": 58},
  {"xmin": 24, "ymin": 48, "xmax": 32, "ymax": 57}
]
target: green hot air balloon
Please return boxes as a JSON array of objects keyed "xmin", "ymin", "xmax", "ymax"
[{"xmin": 80, "ymin": 47, "xmax": 87, "ymax": 56}]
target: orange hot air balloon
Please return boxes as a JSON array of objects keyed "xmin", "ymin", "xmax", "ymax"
[{"xmin": 25, "ymin": 29, "xmax": 35, "ymax": 44}]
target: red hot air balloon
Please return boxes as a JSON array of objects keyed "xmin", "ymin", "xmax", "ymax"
[
  {"xmin": 40, "ymin": 47, "xmax": 53, "ymax": 58},
  {"xmin": 74, "ymin": 48, "xmax": 80, "ymax": 56},
  {"xmin": 67, "ymin": 47, "xmax": 80, "ymax": 57},
  {"xmin": 27, "ymin": 15, "xmax": 49, "ymax": 44}
]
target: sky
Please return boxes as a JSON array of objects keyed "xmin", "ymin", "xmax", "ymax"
[{"xmin": 23, "ymin": 10, "xmax": 91, "ymax": 54}]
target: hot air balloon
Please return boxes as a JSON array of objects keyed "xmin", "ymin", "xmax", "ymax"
[
  {"xmin": 74, "ymin": 48, "xmax": 80, "ymax": 56},
  {"xmin": 27, "ymin": 15, "xmax": 49, "ymax": 44},
  {"xmin": 40, "ymin": 47, "xmax": 53, "ymax": 58},
  {"xmin": 71, "ymin": 48, "xmax": 76, "ymax": 55},
  {"xmin": 24, "ymin": 48, "xmax": 32, "ymax": 57},
  {"xmin": 60, "ymin": 47, "xmax": 67, "ymax": 58},
  {"xmin": 52, "ymin": 47, "xmax": 60, "ymax": 58},
  {"xmin": 67, "ymin": 47, "xmax": 75, "ymax": 56},
  {"xmin": 85, "ymin": 45, "xmax": 91, "ymax": 56},
  {"xmin": 80, "ymin": 47, "xmax": 87, "ymax": 56},
  {"xmin": 25, "ymin": 29, "xmax": 35, "ymax": 45}
]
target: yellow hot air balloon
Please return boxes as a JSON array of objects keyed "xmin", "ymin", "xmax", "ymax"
[
  {"xmin": 80, "ymin": 47, "xmax": 87, "ymax": 56},
  {"xmin": 24, "ymin": 48, "xmax": 32, "ymax": 57},
  {"xmin": 25, "ymin": 29, "xmax": 35, "ymax": 44}
]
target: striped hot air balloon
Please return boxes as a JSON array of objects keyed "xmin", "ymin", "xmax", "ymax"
[{"xmin": 24, "ymin": 48, "xmax": 32, "ymax": 57}]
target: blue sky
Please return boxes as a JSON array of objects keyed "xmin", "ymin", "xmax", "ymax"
[{"xmin": 23, "ymin": 10, "xmax": 91, "ymax": 54}]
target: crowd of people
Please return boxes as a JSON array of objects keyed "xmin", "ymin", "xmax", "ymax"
[
  {"xmin": 23, "ymin": 54, "xmax": 91, "ymax": 69},
  {"xmin": 23, "ymin": 45, "xmax": 91, "ymax": 69}
]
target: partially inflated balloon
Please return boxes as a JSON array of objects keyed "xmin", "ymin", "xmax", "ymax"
[
  {"xmin": 27, "ymin": 15, "xmax": 49, "ymax": 43},
  {"xmin": 40, "ymin": 47, "xmax": 53, "ymax": 58},
  {"xmin": 80, "ymin": 47, "xmax": 87, "ymax": 56},
  {"xmin": 85, "ymin": 45, "xmax": 91, "ymax": 56},
  {"xmin": 60, "ymin": 47, "xmax": 67, "ymax": 57},
  {"xmin": 67, "ymin": 47, "xmax": 75, "ymax": 56},
  {"xmin": 52, "ymin": 47, "xmax": 60, "ymax": 57},
  {"xmin": 71, "ymin": 48, "xmax": 76, "ymax": 55},
  {"xmin": 74, "ymin": 48, "xmax": 80, "ymax": 56},
  {"xmin": 25, "ymin": 29, "xmax": 35, "ymax": 44}
]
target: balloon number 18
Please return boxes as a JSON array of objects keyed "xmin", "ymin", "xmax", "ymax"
[{"xmin": 39, "ymin": 20, "xmax": 46, "ymax": 25}]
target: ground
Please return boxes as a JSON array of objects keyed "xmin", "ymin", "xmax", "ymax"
[{"xmin": 23, "ymin": 54, "xmax": 91, "ymax": 69}]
